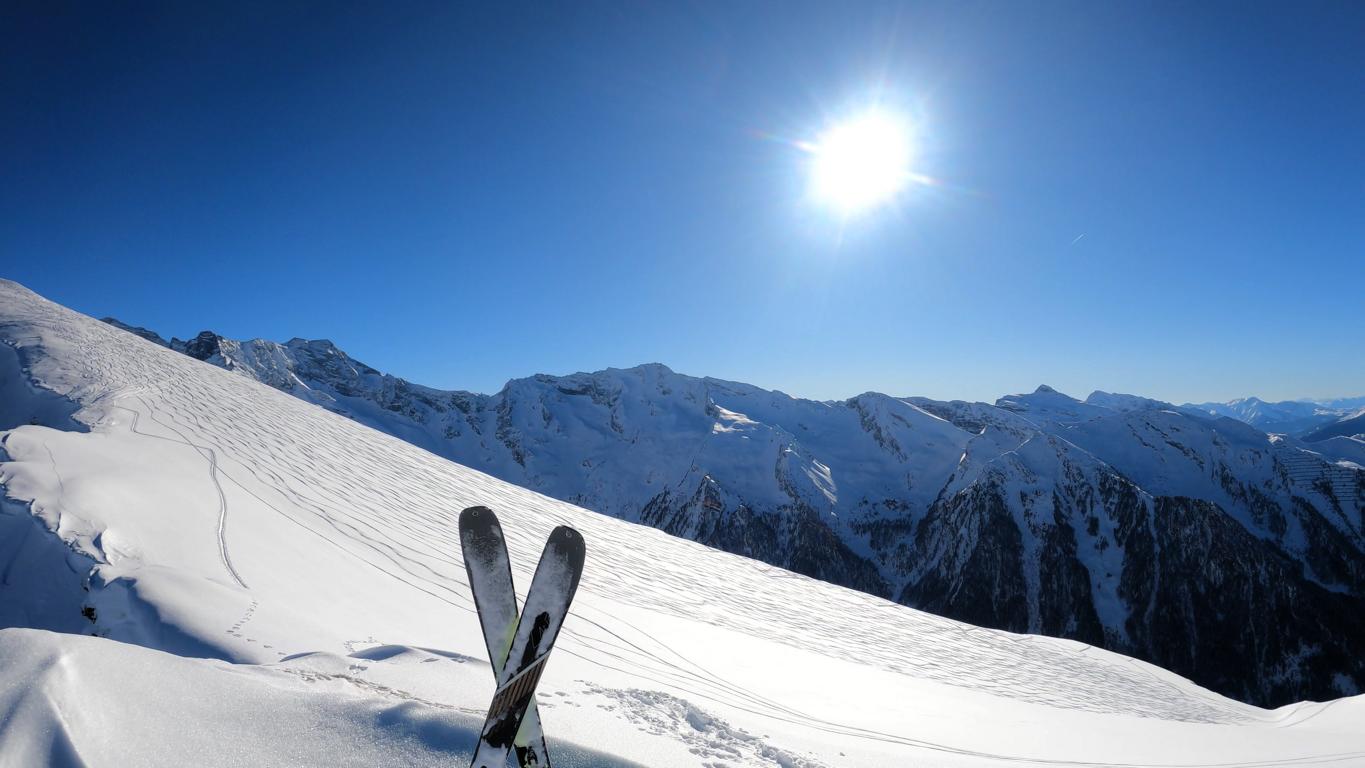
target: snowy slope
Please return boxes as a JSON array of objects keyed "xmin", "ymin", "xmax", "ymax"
[
  {"xmin": 1181, "ymin": 396, "xmax": 1357, "ymax": 436},
  {"xmin": 5, "ymin": 280, "xmax": 1365, "ymax": 765},
  {"xmin": 1083, "ymin": 390, "xmax": 1173, "ymax": 414},
  {"xmin": 88, "ymin": 315, "xmax": 1365, "ymax": 707},
  {"xmin": 994, "ymin": 384, "xmax": 1113, "ymax": 425},
  {"xmin": 1304, "ymin": 409, "xmax": 1365, "ymax": 443}
]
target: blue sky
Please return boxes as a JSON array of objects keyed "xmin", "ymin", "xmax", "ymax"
[{"xmin": 4, "ymin": 2, "xmax": 1363, "ymax": 403}]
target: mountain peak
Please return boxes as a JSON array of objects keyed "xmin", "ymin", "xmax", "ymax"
[
  {"xmin": 998, "ymin": 384, "xmax": 1081, "ymax": 405},
  {"xmin": 1085, "ymin": 391, "xmax": 1172, "ymax": 413},
  {"xmin": 622, "ymin": 362, "xmax": 676, "ymax": 376},
  {"xmin": 285, "ymin": 337, "xmax": 342, "ymax": 353},
  {"xmin": 173, "ymin": 330, "xmax": 226, "ymax": 362},
  {"xmin": 994, "ymin": 385, "xmax": 1109, "ymax": 426}
]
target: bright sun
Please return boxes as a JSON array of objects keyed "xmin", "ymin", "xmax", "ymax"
[{"xmin": 810, "ymin": 111, "xmax": 914, "ymax": 214}]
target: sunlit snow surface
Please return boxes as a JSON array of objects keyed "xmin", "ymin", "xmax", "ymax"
[{"xmin": 1, "ymin": 279, "xmax": 1363, "ymax": 767}]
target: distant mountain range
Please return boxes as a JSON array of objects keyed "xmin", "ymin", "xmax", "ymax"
[
  {"xmin": 1181, "ymin": 396, "xmax": 1365, "ymax": 438},
  {"xmin": 101, "ymin": 317, "xmax": 1365, "ymax": 707}
]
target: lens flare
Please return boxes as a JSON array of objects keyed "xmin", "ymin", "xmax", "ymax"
[{"xmin": 809, "ymin": 111, "xmax": 914, "ymax": 213}]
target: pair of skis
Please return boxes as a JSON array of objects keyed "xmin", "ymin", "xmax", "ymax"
[{"xmin": 459, "ymin": 506, "xmax": 585, "ymax": 768}]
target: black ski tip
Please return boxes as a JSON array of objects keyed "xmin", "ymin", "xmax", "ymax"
[
  {"xmin": 461, "ymin": 506, "xmax": 494, "ymax": 525},
  {"xmin": 460, "ymin": 506, "xmax": 504, "ymax": 536},
  {"xmin": 459, "ymin": 507, "xmax": 507, "ymax": 560},
  {"xmin": 547, "ymin": 525, "xmax": 586, "ymax": 563}
]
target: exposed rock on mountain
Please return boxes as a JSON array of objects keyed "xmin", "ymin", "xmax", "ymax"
[{"xmin": 100, "ymin": 318, "xmax": 1365, "ymax": 706}]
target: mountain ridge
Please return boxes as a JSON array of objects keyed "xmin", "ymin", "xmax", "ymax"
[
  {"xmin": 3, "ymin": 278, "xmax": 1359, "ymax": 766},
  {"xmin": 89, "ymin": 314, "xmax": 1365, "ymax": 707}
]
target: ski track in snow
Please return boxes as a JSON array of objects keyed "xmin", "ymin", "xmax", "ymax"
[
  {"xmin": 113, "ymin": 362, "xmax": 1243, "ymax": 724},
  {"xmin": 105, "ymin": 399, "xmax": 247, "ymax": 589},
  {"xmin": 4, "ymin": 283, "xmax": 1365, "ymax": 768}
]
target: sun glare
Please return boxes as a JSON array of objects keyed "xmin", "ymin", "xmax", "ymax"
[{"xmin": 810, "ymin": 111, "xmax": 914, "ymax": 214}]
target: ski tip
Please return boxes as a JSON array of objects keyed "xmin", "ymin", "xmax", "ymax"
[
  {"xmin": 548, "ymin": 525, "xmax": 586, "ymax": 559},
  {"xmin": 460, "ymin": 505, "xmax": 496, "ymax": 526},
  {"xmin": 549, "ymin": 525, "xmax": 582, "ymax": 541}
]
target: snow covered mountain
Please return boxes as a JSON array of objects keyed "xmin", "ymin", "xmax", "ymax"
[
  {"xmin": 1180, "ymin": 395, "xmax": 1365, "ymax": 446},
  {"xmin": 11, "ymin": 280, "xmax": 1365, "ymax": 765},
  {"xmin": 1303, "ymin": 409, "xmax": 1365, "ymax": 443},
  {"xmin": 1181, "ymin": 396, "xmax": 1363, "ymax": 437},
  {"xmin": 89, "ymin": 314, "xmax": 1365, "ymax": 708}
]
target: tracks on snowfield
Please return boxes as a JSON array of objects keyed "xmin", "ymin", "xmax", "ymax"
[
  {"xmin": 113, "ymin": 400, "xmax": 248, "ymax": 589},
  {"xmin": 5, "ymin": 285, "xmax": 1359, "ymax": 768},
  {"xmin": 101, "ymin": 391, "xmax": 1286, "ymax": 764},
  {"xmin": 101, "ymin": 384, "xmax": 1252, "ymax": 724}
]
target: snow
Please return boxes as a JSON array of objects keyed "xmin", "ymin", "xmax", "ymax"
[
  {"xmin": 1060, "ymin": 407, "xmax": 1363, "ymax": 554},
  {"xmin": 1181, "ymin": 396, "xmax": 1361, "ymax": 436},
  {"xmin": 994, "ymin": 385, "xmax": 1111, "ymax": 427},
  {"xmin": 0, "ymin": 627, "xmax": 642, "ymax": 768},
  {"xmin": 102, "ymin": 321, "xmax": 1364, "ymax": 623},
  {"xmin": 1084, "ymin": 390, "xmax": 1172, "ymax": 413},
  {"xmin": 3, "ymin": 278, "xmax": 1365, "ymax": 767}
]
